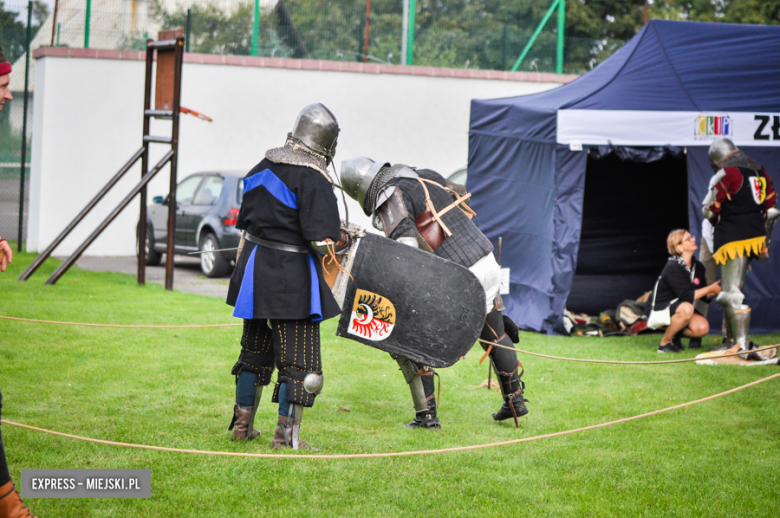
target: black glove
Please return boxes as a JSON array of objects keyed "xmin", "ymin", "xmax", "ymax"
[{"xmin": 502, "ymin": 315, "xmax": 520, "ymax": 344}]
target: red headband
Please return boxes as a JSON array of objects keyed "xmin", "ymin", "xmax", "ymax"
[{"xmin": 0, "ymin": 61, "xmax": 11, "ymax": 76}]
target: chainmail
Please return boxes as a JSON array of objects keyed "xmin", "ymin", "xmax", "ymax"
[
  {"xmin": 721, "ymin": 150, "xmax": 763, "ymax": 172},
  {"xmin": 363, "ymin": 163, "xmax": 410, "ymax": 216},
  {"xmin": 266, "ymin": 133, "xmax": 333, "ymax": 183}
]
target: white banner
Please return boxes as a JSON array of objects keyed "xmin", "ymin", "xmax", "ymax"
[{"xmin": 557, "ymin": 110, "xmax": 780, "ymax": 147}]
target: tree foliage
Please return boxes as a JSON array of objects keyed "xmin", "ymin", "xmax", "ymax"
[
  {"xmin": 0, "ymin": 0, "xmax": 49, "ymax": 63},
  {"xmin": 144, "ymin": 0, "xmax": 779, "ymax": 73},
  {"xmin": 650, "ymin": 0, "xmax": 780, "ymax": 24},
  {"xmin": 151, "ymin": 0, "xmax": 293, "ymax": 57}
]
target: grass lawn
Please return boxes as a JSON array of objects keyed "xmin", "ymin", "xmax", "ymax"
[{"xmin": 1, "ymin": 249, "xmax": 779, "ymax": 517}]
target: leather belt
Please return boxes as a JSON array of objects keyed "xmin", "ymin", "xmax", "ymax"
[{"xmin": 245, "ymin": 233, "xmax": 311, "ymax": 254}]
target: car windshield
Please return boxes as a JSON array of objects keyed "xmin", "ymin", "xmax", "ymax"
[
  {"xmin": 176, "ymin": 175, "xmax": 203, "ymax": 205},
  {"xmin": 193, "ymin": 176, "xmax": 224, "ymax": 205}
]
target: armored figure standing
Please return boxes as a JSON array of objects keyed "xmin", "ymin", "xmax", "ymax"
[
  {"xmin": 702, "ymin": 138, "xmax": 778, "ymax": 358},
  {"xmin": 226, "ymin": 104, "xmax": 347, "ymax": 449},
  {"xmin": 341, "ymin": 157, "xmax": 528, "ymax": 428}
]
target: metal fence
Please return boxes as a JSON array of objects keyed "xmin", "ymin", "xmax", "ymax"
[
  {"xmin": 1, "ymin": 0, "xmax": 37, "ymax": 246},
  {"xmin": 29, "ymin": 0, "xmax": 625, "ymax": 72},
  {"xmin": 0, "ymin": 0, "xmax": 627, "ymax": 246}
]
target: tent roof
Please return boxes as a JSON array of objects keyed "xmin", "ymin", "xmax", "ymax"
[{"xmin": 471, "ymin": 20, "xmax": 780, "ymax": 143}]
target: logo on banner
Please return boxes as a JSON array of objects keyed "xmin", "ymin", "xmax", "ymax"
[
  {"xmin": 348, "ymin": 289, "xmax": 396, "ymax": 341},
  {"xmin": 749, "ymin": 176, "xmax": 767, "ymax": 204},
  {"xmin": 694, "ymin": 115, "xmax": 732, "ymax": 141}
]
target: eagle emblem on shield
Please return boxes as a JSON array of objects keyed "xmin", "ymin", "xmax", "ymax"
[
  {"xmin": 749, "ymin": 176, "xmax": 767, "ymax": 204},
  {"xmin": 348, "ymin": 289, "xmax": 396, "ymax": 341}
]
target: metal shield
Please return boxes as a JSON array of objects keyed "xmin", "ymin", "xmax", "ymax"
[{"xmin": 334, "ymin": 233, "xmax": 486, "ymax": 368}]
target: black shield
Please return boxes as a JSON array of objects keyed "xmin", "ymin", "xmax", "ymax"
[{"xmin": 335, "ymin": 233, "xmax": 486, "ymax": 368}]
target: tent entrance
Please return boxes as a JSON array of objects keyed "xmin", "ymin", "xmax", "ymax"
[{"xmin": 567, "ymin": 149, "xmax": 688, "ymax": 315}]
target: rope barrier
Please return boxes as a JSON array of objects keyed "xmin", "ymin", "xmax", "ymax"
[
  {"xmin": 2, "ymin": 315, "xmax": 778, "ymax": 365},
  {"xmin": 3, "ymin": 372, "xmax": 779, "ymax": 459},
  {"xmin": 478, "ymin": 338, "xmax": 780, "ymax": 365}
]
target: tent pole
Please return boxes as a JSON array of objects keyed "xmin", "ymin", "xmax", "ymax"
[
  {"xmin": 511, "ymin": 0, "xmax": 559, "ymax": 72},
  {"xmin": 556, "ymin": 0, "xmax": 565, "ymax": 74}
]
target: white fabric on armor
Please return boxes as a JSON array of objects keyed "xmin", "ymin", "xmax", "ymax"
[{"xmin": 469, "ymin": 253, "xmax": 501, "ymax": 313}]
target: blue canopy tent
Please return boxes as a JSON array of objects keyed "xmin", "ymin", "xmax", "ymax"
[{"xmin": 468, "ymin": 20, "xmax": 780, "ymax": 334}]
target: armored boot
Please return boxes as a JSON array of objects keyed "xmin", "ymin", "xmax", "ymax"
[
  {"xmin": 228, "ymin": 405, "xmax": 261, "ymax": 441},
  {"xmin": 481, "ymin": 310, "xmax": 528, "ymax": 425},
  {"xmin": 228, "ymin": 386, "xmax": 263, "ymax": 441},
  {"xmin": 729, "ymin": 307, "xmax": 768, "ymax": 361},
  {"xmin": 490, "ymin": 335, "xmax": 528, "ymax": 424},
  {"xmin": 0, "ymin": 481, "xmax": 37, "ymax": 518},
  {"xmin": 394, "ymin": 355, "xmax": 440, "ymax": 429},
  {"xmin": 404, "ymin": 371, "xmax": 440, "ymax": 429},
  {"xmin": 271, "ymin": 406, "xmax": 313, "ymax": 450}
]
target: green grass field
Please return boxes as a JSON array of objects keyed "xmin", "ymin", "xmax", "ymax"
[{"xmin": 1, "ymin": 249, "xmax": 779, "ymax": 517}]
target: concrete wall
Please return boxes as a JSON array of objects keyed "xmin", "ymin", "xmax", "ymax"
[{"xmin": 29, "ymin": 49, "xmax": 571, "ymax": 256}]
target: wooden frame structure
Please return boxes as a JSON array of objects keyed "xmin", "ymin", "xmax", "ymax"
[{"xmin": 19, "ymin": 31, "xmax": 185, "ymax": 290}]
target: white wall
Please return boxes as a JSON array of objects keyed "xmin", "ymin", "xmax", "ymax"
[{"xmin": 29, "ymin": 55, "xmax": 563, "ymax": 255}]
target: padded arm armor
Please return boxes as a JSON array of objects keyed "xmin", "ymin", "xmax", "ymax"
[
  {"xmin": 377, "ymin": 189, "xmax": 434, "ymax": 252},
  {"xmin": 702, "ymin": 169, "xmax": 727, "ymax": 219},
  {"xmin": 377, "ymin": 189, "xmax": 410, "ymax": 237}
]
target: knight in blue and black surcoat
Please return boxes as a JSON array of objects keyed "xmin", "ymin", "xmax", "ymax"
[{"xmin": 226, "ymin": 104, "xmax": 345, "ymax": 450}]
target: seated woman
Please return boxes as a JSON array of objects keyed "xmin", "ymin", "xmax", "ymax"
[{"xmin": 653, "ymin": 229, "xmax": 721, "ymax": 353}]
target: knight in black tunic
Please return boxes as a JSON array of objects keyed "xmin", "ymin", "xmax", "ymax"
[
  {"xmin": 702, "ymin": 138, "xmax": 778, "ymax": 359},
  {"xmin": 341, "ymin": 157, "xmax": 529, "ymax": 429},
  {"xmin": 225, "ymin": 103, "xmax": 344, "ymax": 449}
]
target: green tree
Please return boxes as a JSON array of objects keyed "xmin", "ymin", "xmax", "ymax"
[
  {"xmin": 151, "ymin": 0, "xmax": 293, "ymax": 57},
  {"xmin": 0, "ymin": 0, "xmax": 48, "ymax": 63},
  {"xmin": 650, "ymin": 0, "xmax": 780, "ymax": 24}
]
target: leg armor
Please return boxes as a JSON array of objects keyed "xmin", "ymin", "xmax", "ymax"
[
  {"xmin": 269, "ymin": 320, "xmax": 323, "ymax": 449},
  {"xmin": 393, "ymin": 355, "xmax": 440, "ymax": 429},
  {"xmin": 715, "ymin": 255, "xmax": 772, "ymax": 359},
  {"xmin": 481, "ymin": 310, "xmax": 528, "ymax": 426},
  {"xmin": 228, "ymin": 319, "xmax": 275, "ymax": 439},
  {"xmin": 229, "ymin": 371, "xmax": 263, "ymax": 441},
  {"xmin": 272, "ymin": 319, "xmax": 323, "ymax": 409},
  {"xmin": 271, "ymin": 383, "xmax": 318, "ymax": 450},
  {"xmin": 716, "ymin": 255, "xmax": 751, "ymax": 351}
]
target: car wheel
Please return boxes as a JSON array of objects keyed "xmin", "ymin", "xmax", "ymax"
[
  {"xmin": 137, "ymin": 225, "xmax": 163, "ymax": 266},
  {"xmin": 199, "ymin": 233, "xmax": 229, "ymax": 278}
]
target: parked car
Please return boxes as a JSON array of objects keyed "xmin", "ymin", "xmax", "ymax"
[{"xmin": 138, "ymin": 171, "xmax": 244, "ymax": 277}]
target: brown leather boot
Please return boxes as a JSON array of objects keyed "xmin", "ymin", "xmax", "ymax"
[
  {"xmin": 0, "ymin": 481, "xmax": 37, "ymax": 518},
  {"xmin": 271, "ymin": 415, "xmax": 310, "ymax": 450},
  {"xmin": 229, "ymin": 404, "xmax": 261, "ymax": 441}
]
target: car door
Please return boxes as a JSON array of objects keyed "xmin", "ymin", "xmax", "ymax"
[
  {"xmin": 187, "ymin": 175, "xmax": 225, "ymax": 249},
  {"xmin": 166, "ymin": 174, "xmax": 203, "ymax": 251}
]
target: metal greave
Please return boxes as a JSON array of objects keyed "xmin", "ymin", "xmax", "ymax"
[
  {"xmin": 394, "ymin": 356, "xmax": 429, "ymax": 413},
  {"xmin": 286, "ymin": 403, "xmax": 305, "ymax": 450},
  {"xmin": 716, "ymin": 254, "xmax": 749, "ymax": 320},
  {"xmin": 490, "ymin": 334, "xmax": 520, "ymax": 398},
  {"xmin": 716, "ymin": 255, "xmax": 751, "ymax": 349}
]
